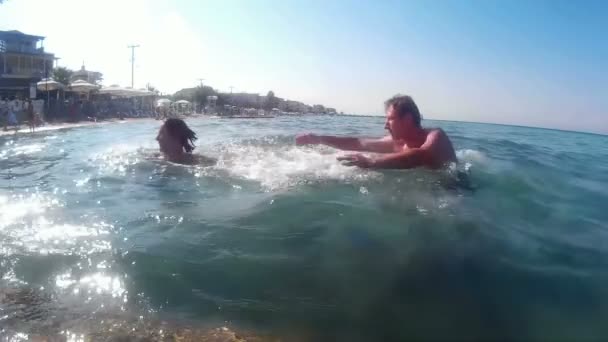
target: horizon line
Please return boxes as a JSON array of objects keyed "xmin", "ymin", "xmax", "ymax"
[{"xmin": 338, "ymin": 113, "xmax": 607, "ymax": 137}]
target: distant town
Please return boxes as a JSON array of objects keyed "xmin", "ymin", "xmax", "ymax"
[
  {"xmin": 172, "ymin": 86, "xmax": 339, "ymax": 116},
  {"xmin": 1, "ymin": 29, "xmax": 340, "ymax": 129}
]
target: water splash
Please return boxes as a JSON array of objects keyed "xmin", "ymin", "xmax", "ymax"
[{"xmin": 214, "ymin": 142, "xmax": 382, "ymax": 190}]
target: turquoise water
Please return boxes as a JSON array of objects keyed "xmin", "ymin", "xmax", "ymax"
[{"xmin": 1, "ymin": 116, "xmax": 608, "ymax": 340}]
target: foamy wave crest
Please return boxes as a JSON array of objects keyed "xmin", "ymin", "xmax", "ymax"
[
  {"xmin": 214, "ymin": 139, "xmax": 382, "ymax": 190},
  {"xmin": 455, "ymin": 149, "xmax": 489, "ymax": 172},
  {"xmin": 457, "ymin": 149, "xmax": 488, "ymax": 164}
]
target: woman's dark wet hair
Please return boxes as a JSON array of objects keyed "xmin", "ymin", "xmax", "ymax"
[{"xmin": 163, "ymin": 118, "xmax": 198, "ymax": 153}]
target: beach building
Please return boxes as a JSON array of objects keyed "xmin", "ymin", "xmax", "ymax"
[
  {"xmin": 312, "ymin": 104, "xmax": 326, "ymax": 114},
  {"xmin": 0, "ymin": 30, "xmax": 55, "ymax": 98},
  {"xmin": 281, "ymin": 100, "xmax": 309, "ymax": 113},
  {"xmin": 225, "ymin": 92, "xmax": 264, "ymax": 108}
]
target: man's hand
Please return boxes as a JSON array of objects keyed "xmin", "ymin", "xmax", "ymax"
[
  {"xmin": 337, "ymin": 153, "xmax": 375, "ymax": 168},
  {"xmin": 296, "ymin": 133, "xmax": 320, "ymax": 145}
]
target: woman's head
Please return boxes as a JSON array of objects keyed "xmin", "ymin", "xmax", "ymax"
[{"xmin": 156, "ymin": 118, "xmax": 197, "ymax": 156}]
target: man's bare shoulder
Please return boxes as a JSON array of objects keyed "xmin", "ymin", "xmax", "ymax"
[
  {"xmin": 423, "ymin": 127, "xmax": 457, "ymax": 164},
  {"xmin": 421, "ymin": 128, "xmax": 454, "ymax": 151},
  {"xmin": 425, "ymin": 128, "xmax": 450, "ymax": 142},
  {"xmin": 426, "ymin": 127, "xmax": 447, "ymax": 135}
]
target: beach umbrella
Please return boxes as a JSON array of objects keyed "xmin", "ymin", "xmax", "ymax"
[
  {"xmin": 99, "ymin": 85, "xmax": 130, "ymax": 97},
  {"xmin": 37, "ymin": 78, "xmax": 63, "ymax": 91},
  {"xmin": 69, "ymin": 80, "xmax": 99, "ymax": 93},
  {"xmin": 100, "ymin": 86, "xmax": 156, "ymax": 98},
  {"xmin": 156, "ymin": 98, "xmax": 172, "ymax": 107},
  {"xmin": 37, "ymin": 78, "xmax": 64, "ymax": 113},
  {"xmin": 118, "ymin": 87, "xmax": 141, "ymax": 97},
  {"xmin": 136, "ymin": 88, "xmax": 156, "ymax": 97},
  {"xmin": 127, "ymin": 88, "xmax": 155, "ymax": 97},
  {"xmin": 98, "ymin": 85, "xmax": 122, "ymax": 94}
]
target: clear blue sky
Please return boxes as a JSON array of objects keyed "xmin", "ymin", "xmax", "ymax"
[{"xmin": 1, "ymin": 0, "xmax": 606, "ymax": 133}]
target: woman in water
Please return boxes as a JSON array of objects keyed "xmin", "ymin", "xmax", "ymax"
[{"xmin": 156, "ymin": 118, "xmax": 214, "ymax": 165}]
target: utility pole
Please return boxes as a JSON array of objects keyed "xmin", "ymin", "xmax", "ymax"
[
  {"xmin": 128, "ymin": 44, "xmax": 140, "ymax": 88},
  {"xmin": 228, "ymin": 86, "xmax": 235, "ymax": 106},
  {"xmin": 194, "ymin": 79, "xmax": 205, "ymax": 114}
]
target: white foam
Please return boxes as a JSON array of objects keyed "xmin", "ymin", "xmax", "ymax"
[
  {"xmin": 456, "ymin": 149, "xmax": 488, "ymax": 164},
  {"xmin": 1, "ymin": 143, "xmax": 47, "ymax": 157},
  {"xmin": 455, "ymin": 149, "xmax": 490, "ymax": 172},
  {"xmin": 89, "ymin": 141, "xmax": 485, "ymax": 191},
  {"xmin": 214, "ymin": 143, "xmax": 382, "ymax": 190}
]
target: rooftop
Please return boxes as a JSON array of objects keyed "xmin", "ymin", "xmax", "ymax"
[{"xmin": 0, "ymin": 30, "xmax": 45, "ymax": 41}]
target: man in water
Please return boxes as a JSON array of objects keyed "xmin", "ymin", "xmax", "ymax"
[{"xmin": 296, "ymin": 94, "xmax": 457, "ymax": 169}]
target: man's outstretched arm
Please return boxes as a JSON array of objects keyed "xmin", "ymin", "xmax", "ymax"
[
  {"xmin": 338, "ymin": 130, "xmax": 447, "ymax": 169},
  {"xmin": 296, "ymin": 133, "xmax": 394, "ymax": 153}
]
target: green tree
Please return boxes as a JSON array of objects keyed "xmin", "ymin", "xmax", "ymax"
[
  {"xmin": 216, "ymin": 93, "xmax": 229, "ymax": 107},
  {"xmin": 172, "ymin": 85, "xmax": 218, "ymax": 111},
  {"xmin": 172, "ymin": 88, "xmax": 192, "ymax": 101},
  {"xmin": 89, "ymin": 71, "xmax": 103, "ymax": 85},
  {"xmin": 53, "ymin": 67, "xmax": 73, "ymax": 86},
  {"xmin": 264, "ymin": 90, "xmax": 277, "ymax": 110},
  {"xmin": 193, "ymin": 85, "xmax": 217, "ymax": 106}
]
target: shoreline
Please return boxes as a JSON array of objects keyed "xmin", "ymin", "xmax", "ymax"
[
  {"xmin": 0, "ymin": 117, "xmax": 154, "ymax": 137},
  {"xmin": 0, "ymin": 114, "xmax": 226, "ymax": 138}
]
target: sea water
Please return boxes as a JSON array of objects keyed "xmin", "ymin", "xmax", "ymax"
[{"xmin": 1, "ymin": 116, "xmax": 608, "ymax": 340}]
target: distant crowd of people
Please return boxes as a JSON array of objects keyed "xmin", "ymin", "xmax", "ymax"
[
  {"xmin": 92, "ymin": 98, "xmax": 156, "ymax": 120},
  {"xmin": 1, "ymin": 97, "xmax": 44, "ymax": 132},
  {"xmin": 1, "ymin": 96, "xmax": 159, "ymax": 131}
]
